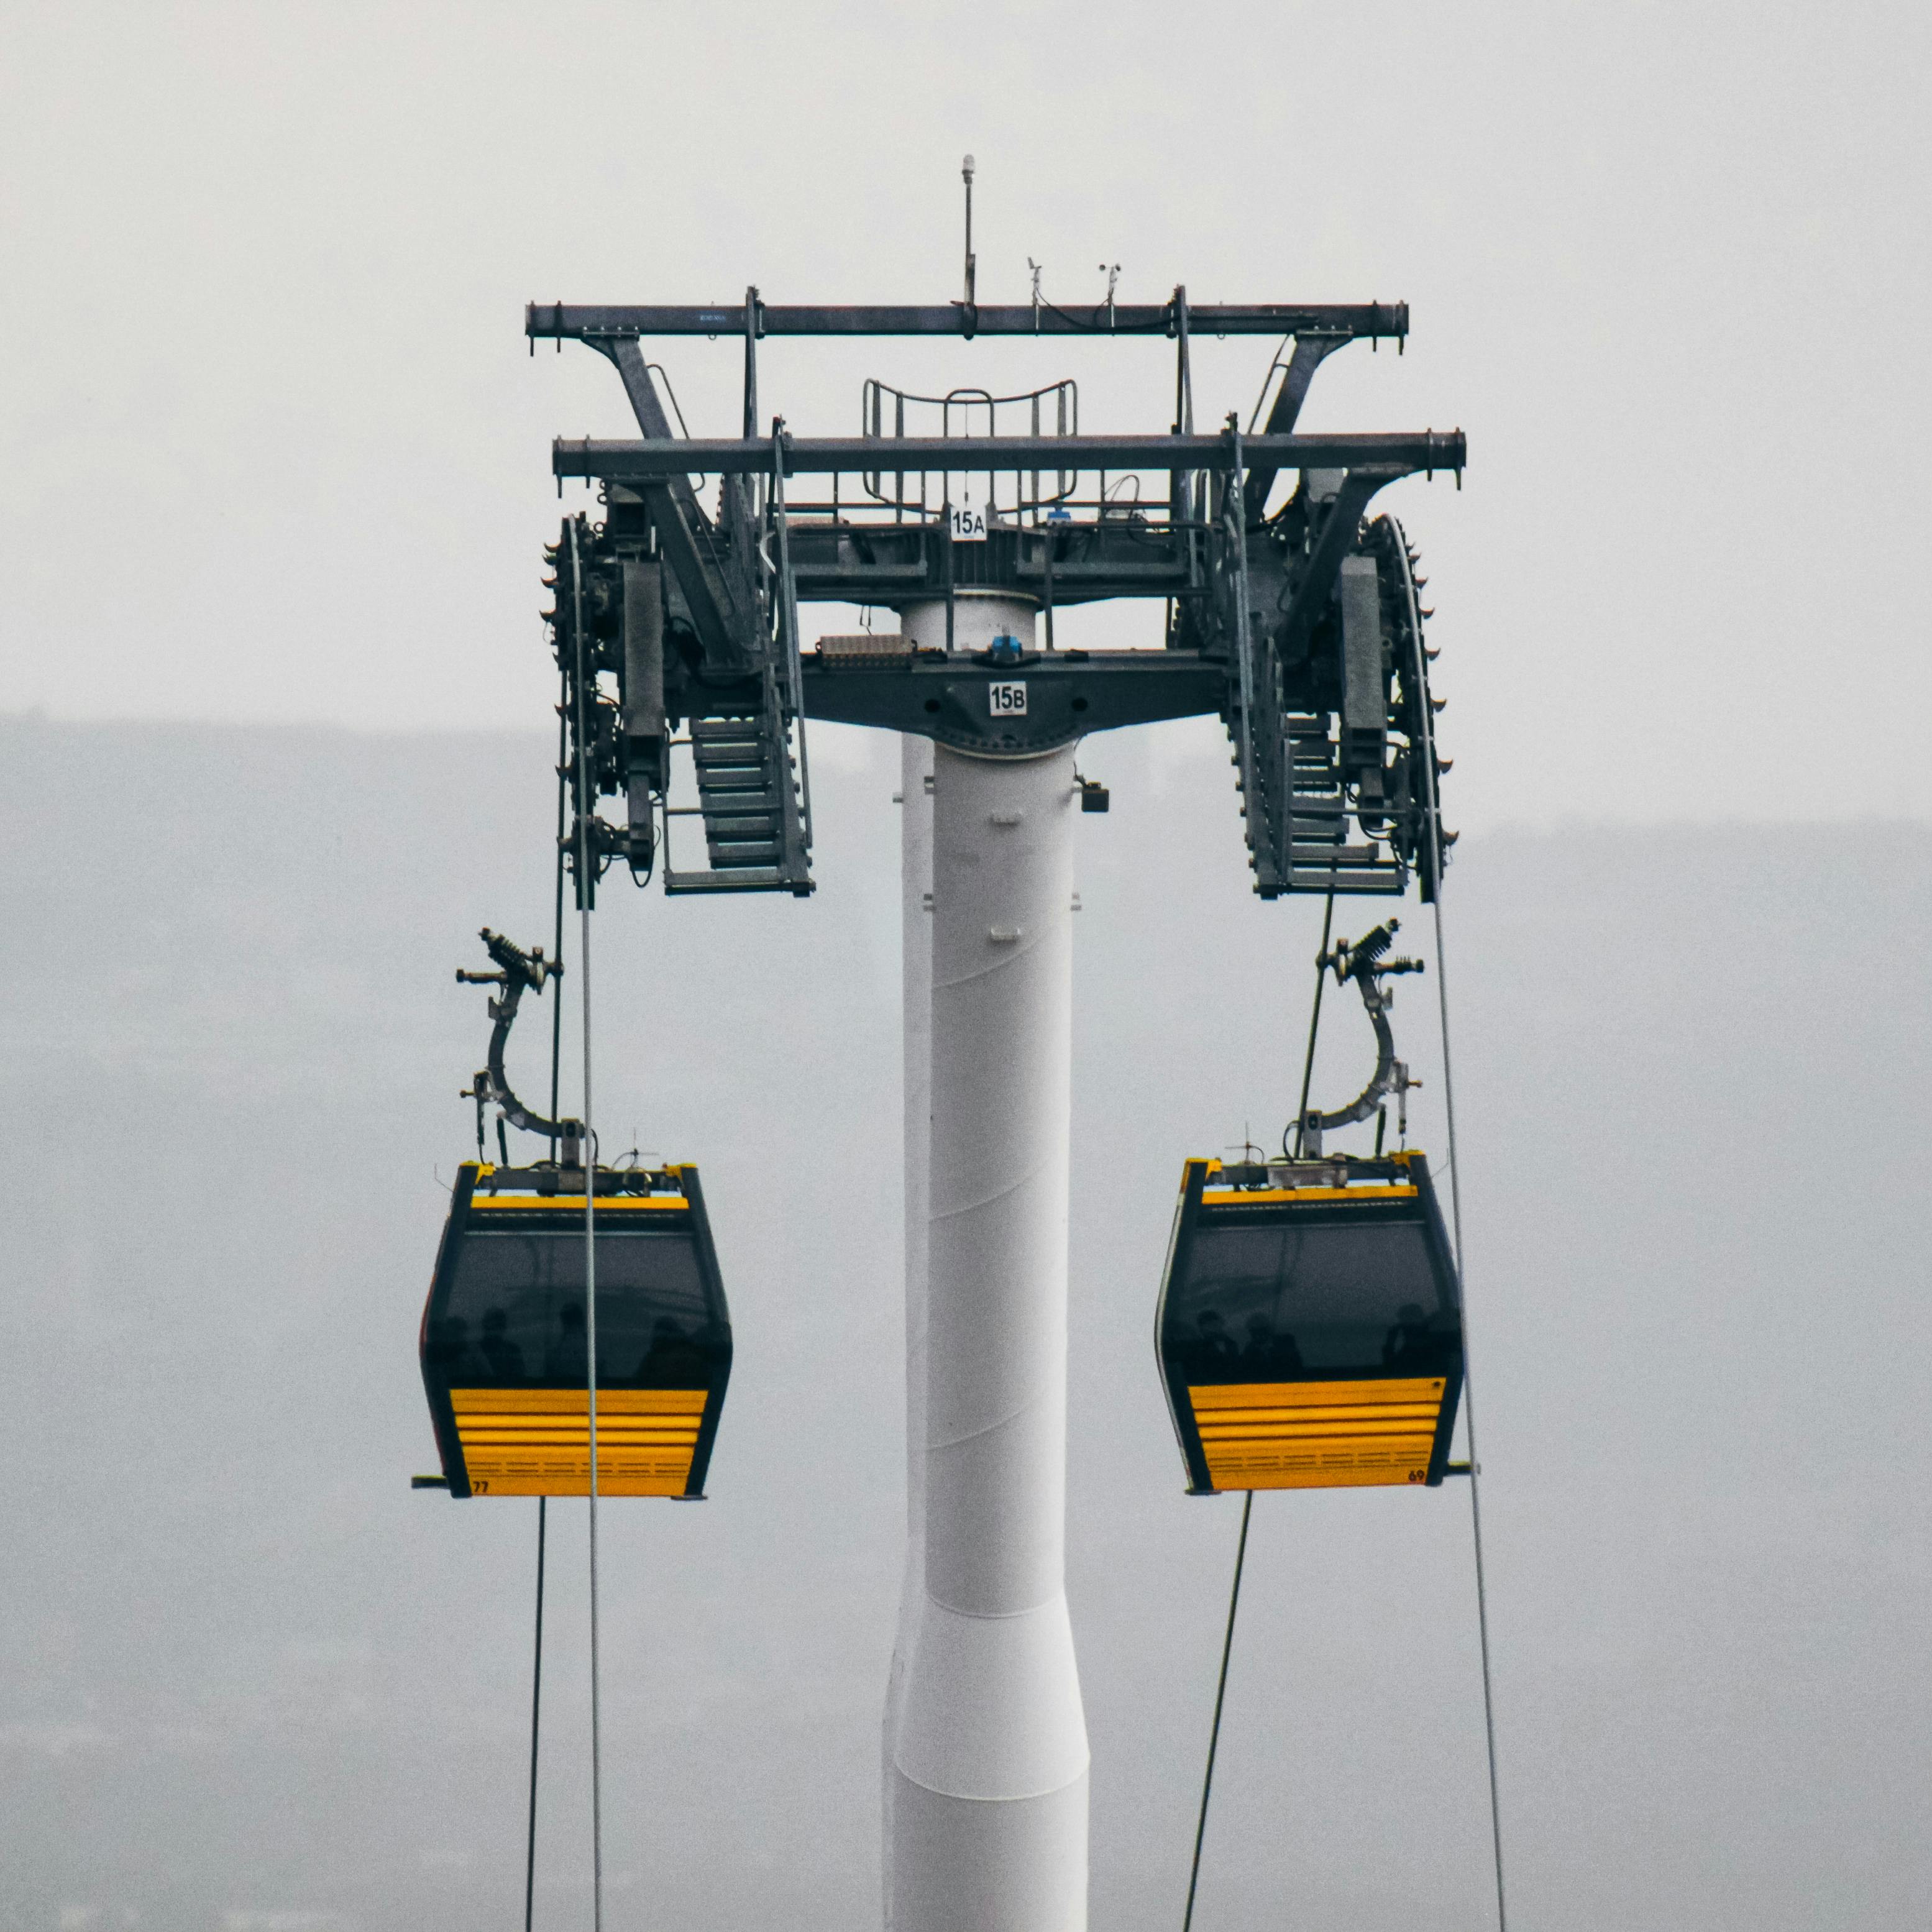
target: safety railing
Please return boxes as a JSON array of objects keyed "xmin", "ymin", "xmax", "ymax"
[{"xmin": 860, "ymin": 378, "xmax": 1078, "ymax": 523}]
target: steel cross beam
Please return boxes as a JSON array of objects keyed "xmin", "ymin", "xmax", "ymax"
[
  {"xmin": 802, "ymin": 649, "xmax": 1225, "ymax": 756},
  {"xmin": 552, "ymin": 429, "xmax": 1465, "ymax": 480},
  {"xmin": 528, "ymin": 301, "xmax": 1409, "ymax": 341}
]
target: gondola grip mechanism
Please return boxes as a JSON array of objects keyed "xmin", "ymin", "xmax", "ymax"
[
  {"xmin": 455, "ymin": 927, "xmax": 580, "ymax": 1145},
  {"xmin": 1299, "ymin": 920, "xmax": 1429, "ymax": 1145}
]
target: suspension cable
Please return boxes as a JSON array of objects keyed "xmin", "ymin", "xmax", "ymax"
[
  {"xmin": 1431, "ymin": 899, "xmax": 1506, "ymax": 1932},
  {"xmin": 1181, "ymin": 1489, "xmax": 1253, "ymax": 1932},
  {"xmin": 524, "ymin": 650, "xmax": 574, "ymax": 1932},
  {"xmin": 523, "ymin": 1496, "xmax": 547, "ymax": 1932},
  {"xmin": 551, "ymin": 659, "xmax": 569, "ymax": 1156},
  {"xmin": 1185, "ymin": 874, "xmax": 1340, "ymax": 1927},
  {"xmin": 567, "ymin": 520, "xmax": 607, "ymax": 1932},
  {"xmin": 1402, "ymin": 521, "xmax": 1508, "ymax": 1932},
  {"xmin": 1184, "ymin": 567, "xmax": 1506, "ymax": 1927},
  {"xmin": 1289, "ymin": 882, "xmax": 1339, "ymax": 1158}
]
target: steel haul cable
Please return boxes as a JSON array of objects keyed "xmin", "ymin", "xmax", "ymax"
[
  {"xmin": 567, "ymin": 519, "xmax": 607, "ymax": 1932},
  {"xmin": 523, "ymin": 1497, "xmax": 546, "ymax": 1932},
  {"xmin": 1181, "ymin": 1489, "xmax": 1253, "ymax": 1932},
  {"xmin": 524, "ymin": 652, "xmax": 573, "ymax": 1932},
  {"xmin": 1398, "ymin": 516, "xmax": 1509, "ymax": 1932},
  {"xmin": 1183, "ymin": 868, "xmax": 1335, "ymax": 1930},
  {"xmin": 1291, "ymin": 877, "xmax": 1339, "ymax": 1158},
  {"xmin": 1181, "ymin": 526, "xmax": 1511, "ymax": 1924},
  {"xmin": 1431, "ymin": 890, "xmax": 1506, "ymax": 1932}
]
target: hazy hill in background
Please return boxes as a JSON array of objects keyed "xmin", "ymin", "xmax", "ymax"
[{"xmin": 2, "ymin": 712, "xmax": 1926, "ymax": 1932}]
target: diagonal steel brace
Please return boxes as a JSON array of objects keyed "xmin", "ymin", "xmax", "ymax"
[{"xmin": 595, "ymin": 337, "xmax": 754, "ymax": 672}]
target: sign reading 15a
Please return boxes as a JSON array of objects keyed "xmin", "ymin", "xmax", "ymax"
[{"xmin": 948, "ymin": 503, "xmax": 989, "ymax": 542}]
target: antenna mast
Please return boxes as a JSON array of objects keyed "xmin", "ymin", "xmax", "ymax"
[{"xmin": 962, "ymin": 153, "xmax": 977, "ymax": 309}]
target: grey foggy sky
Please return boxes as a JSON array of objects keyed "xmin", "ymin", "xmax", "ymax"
[{"xmin": 1, "ymin": 0, "xmax": 1927, "ymax": 830}]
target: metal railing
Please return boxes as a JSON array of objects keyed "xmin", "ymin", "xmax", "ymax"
[{"xmin": 861, "ymin": 378, "xmax": 1078, "ymax": 523}]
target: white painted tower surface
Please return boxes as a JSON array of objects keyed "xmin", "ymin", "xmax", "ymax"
[
  {"xmin": 883, "ymin": 727, "xmax": 935, "ymax": 1928},
  {"xmin": 886, "ymin": 592, "xmax": 1090, "ymax": 1932}
]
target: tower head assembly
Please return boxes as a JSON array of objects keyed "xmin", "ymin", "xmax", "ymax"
[{"xmin": 528, "ymin": 279, "xmax": 1461, "ymax": 903}]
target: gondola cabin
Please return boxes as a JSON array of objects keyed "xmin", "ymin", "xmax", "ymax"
[
  {"xmin": 1156, "ymin": 1151, "xmax": 1463, "ymax": 1493},
  {"xmin": 420, "ymin": 1162, "xmax": 731, "ymax": 1499}
]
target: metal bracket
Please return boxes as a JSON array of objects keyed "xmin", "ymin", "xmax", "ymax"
[
  {"xmin": 1243, "ymin": 330, "xmax": 1356, "ymax": 518},
  {"xmin": 1277, "ymin": 467, "xmax": 1403, "ymax": 662},
  {"xmin": 456, "ymin": 928, "xmax": 579, "ymax": 1145},
  {"xmin": 1301, "ymin": 920, "xmax": 1427, "ymax": 1139}
]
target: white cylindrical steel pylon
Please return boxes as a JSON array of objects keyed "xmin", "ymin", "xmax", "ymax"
[
  {"xmin": 886, "ymin": 593, "xmax": 1089, "ymax": 1932},
  {"xmin": 883, "ymin": 727, "xmax": 935, "ymax": 1929}
]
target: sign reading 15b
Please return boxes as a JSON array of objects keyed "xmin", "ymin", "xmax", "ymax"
[
  {"xmin": 948, "ymin": 503, "xmax": 989, "ymax": 542},
  {"xmin": 989, "ymin": 682, "xmax": 1028, "ymax": 716}
]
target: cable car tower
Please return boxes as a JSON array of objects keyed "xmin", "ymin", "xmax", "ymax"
[{"xmin": 458, "ymin": 167, "xmax": 1474, "ymax": 1932}]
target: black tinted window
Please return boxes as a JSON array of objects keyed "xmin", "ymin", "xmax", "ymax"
[
  {"xmin": 426, "ymin": 1221, "xmax": 723, "ymax": 1389},
  {"xmin": 1164, "ymin": 1206, "xmax": 1457, "ymax": 1380}
]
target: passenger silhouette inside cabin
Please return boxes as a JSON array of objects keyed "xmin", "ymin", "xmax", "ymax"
[
  {"xmin": 1188, "ymin": 1309, "xmax": 1240, "ymax": 1378},
  {"xmin": 637, "ymin": 1316, "xmax": 708, "ymax": 1388},
  {"xmin": 1243, "ymin": 1310, "xmax": 1305, "ymax": 1376},
  {"xmin": 1381, "ymin": 1301, "xmax": 1439, "ymax": 1371},
  {"xmin": 480, "ymin": 1306, "xmax": 526, "ymax": 1383},
  {"xmin": 546, "ymin": 1301, "xmax": 590, "ymax": 1385}
]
